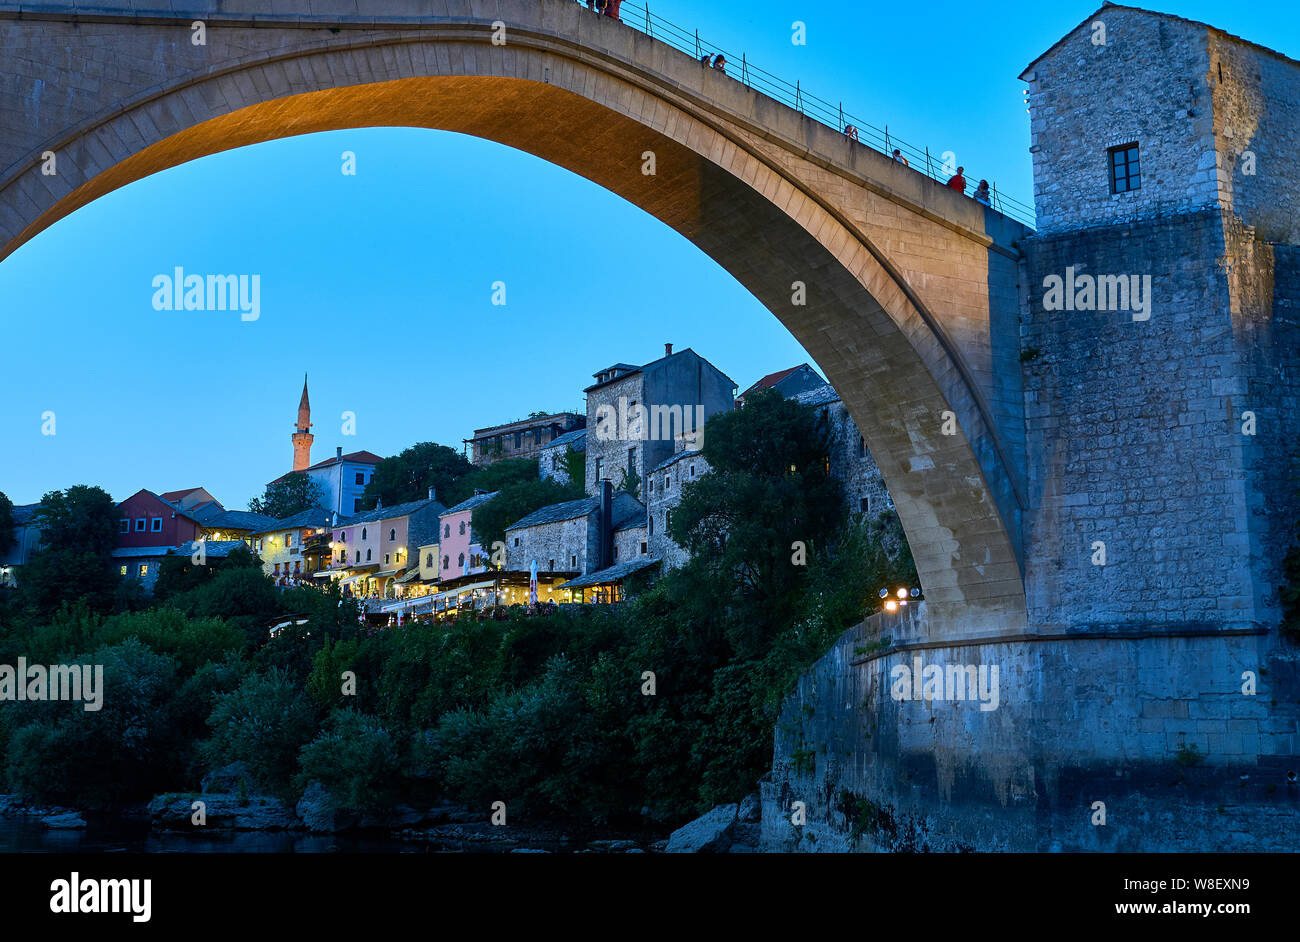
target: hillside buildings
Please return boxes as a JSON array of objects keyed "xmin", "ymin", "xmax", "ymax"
[{"xmin": 466, "ymin": 412, "xmax": 585, "ymax": 467}]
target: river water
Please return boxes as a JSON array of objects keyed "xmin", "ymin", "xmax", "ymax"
[{"xmin": 0, "ymin": 815, "xmax": 416, "ymax": 853}]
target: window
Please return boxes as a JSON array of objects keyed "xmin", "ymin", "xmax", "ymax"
[
  {"xmin": 285, "ymin": 533, "xmax": 293, "ymax": 546},
  {"xmin": 571, "ymin": 554, "xmax": 577, "ymax": 568},
  {"xmin": 389, "ymin": 528, "xmax": 396, "ymax": 541},
  {"xmin": 135, "ymin": 518, "xmax": 146, "ymax": 532},
  {"xmin": 366, "ymin": 549, "xmax": 372, "ymax": 561},
  {"xmin": 339, "ymin": 531, "xmax": 347, "ymax": 543},
  {"xmin": 514, "ymin": 432, "xmax": 522, "ymax": 449},
  {"xmin": 443, "ymin": 523, "xmax": 450, "ymax": 538},
  {"xmin": 426, "ymin": 553, "xmax": 433, "ymax": 568},
  {"xmin": 361, "ymin": 527, "xmax": 367, "ymax": 540},
  {"xmin": 1109, "ymin": 142, "xmax": 1140, "ymax": 194},
  {"xmin": 458, "ymin": 553, "xmax": 465, "ymax": 567},
  {"xmin": 384, "ymin": 554, "xmax": 390, "ymax": 565},
  {"xmin": 859, "ymin": 435, "xmax": 866, "ymax": 458},
  {"xmin": 690, "ymin": 463, "xmax": 696, "ymax": 477},
  {"xmin": 119, "ymin": 519, "xmax": 129, "ymax": 533},
  {"xmin": 649, "ymin": 516, "xmax": 654, "ymax": 536},
  {"xmin": 459, "ymin": 521, "xmax": 466, "ymax": 536},
  {"xmin": 294, "ymin": 560, "xmax": 301, "ymax": 572},
  {"xmin": 514, "ymin": 537, "xmax": 520, "ymax": 547},
  {"xmin": 595, "ymin": 458, "xmax": 603, "ymax": 481},
  {"xmin": 355, "ymin": 550, "xmax": 360, "ymax": 563},
  {"xmin": 353, "ymin": 498, "xmax": 361, "ymax": 513},
  {"xmin": 628, "ymin": 447, "xmax": 636, "ymax": 473},
  {"xmin": 138, "ymin": 564, "xmax": 148, "ymax": 578},
  {"xmin": 274, "ymin": 563, "xmax": 281, "ymax": 574},
  {"xmin": 151, "ymin": 518, "xmax": 162, "ymax": 532},
  {"xmin": 443, "ymin": 555, "xmax": 449, "ymax": 569},
  {"xmin": 119, "ymin": 565, "xmax": 128, "ymax": 576},
  {"xmin": 548, "ymin": 558, "xmax": 555, "ymax": 571},
  {"xmin": 614, "ymin": 546, "xmax": 619, "ymax": 560},
  {"xmin": 860, "ymin": 497, "xmax": 870, "ymax": 513},
  {"xmin": 649, "ymin": 478, "xmax": 654, "ymax": 493},
  {"xmin": 355, "ymin": 472, "xmax": 364, "ymax": 485},
  {"xmin": 641, "ymin": 541, "xmax": 648, "ymax": 554}
]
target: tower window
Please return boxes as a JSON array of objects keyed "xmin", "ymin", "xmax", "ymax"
[{"xmin": 1109, "ymin": 143, "xmax": 1140, "ymax": 194}]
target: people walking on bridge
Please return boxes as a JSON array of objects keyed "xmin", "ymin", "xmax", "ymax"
[
  {"xmin": 973, "ymin": 179, "xmax": 991, "ymax": 206},
  {"xmin": 700, "ymin": 53, "xmax": 711, "ymax": 65},
  {"xmin": 712, "ymin": 55, "xmax": 727, "ymax": 73},
  {"xmin": 843, "ymin": 124, "xmax": 859, "ymax": 142},
  {"xmin": 892, "ymin": 148, "xmax": 909, "ymax": 167},
  {"xmin": 946, "ymin": 166, "xmax": 967, "ymax": 193},
  {"xmin": 603, "ymin": 0, "xmax": 622, "ymax": 19}
]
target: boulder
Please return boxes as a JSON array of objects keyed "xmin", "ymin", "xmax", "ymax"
[
  {"xmin": 665, "ymin": 804, "xmax": 738, "ymax": 853},
  {"xmin": 149, "ymin": 793, "xmax": 297, "ymax": 831},
  {"xmin": 41, "ymin": 811, "xmax": 87, "ymax": 829},
  {"xmin": 295, "ymin": 782, "xmax": 357, "ymax": 833}
]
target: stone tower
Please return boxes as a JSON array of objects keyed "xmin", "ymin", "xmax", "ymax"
[{"xmin": 292, "ymin": 374, "xmax": 313, "ymax": 472}]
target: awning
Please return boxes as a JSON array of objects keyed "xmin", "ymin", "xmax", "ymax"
[
  {"xmin": 559, "ymin": 556, "xmax": 660, "ymax": 590},
  {"xmin": 455, "ymin": 580, "xmax": 498, "ymax": 596},
  {"xmin": 394, "ymin": 568, "xmax": 421, "ymax": 584},
  {"xmin": 311, "ymin": 570, "xmax": 337, "ymax": 579},
  {"xmin": 374, "ymin": 569, "xmax": 400, "ymax": 579},
  {"xmin": 338, "ymin": 574, "xmax": 366, "ymax": 586}
]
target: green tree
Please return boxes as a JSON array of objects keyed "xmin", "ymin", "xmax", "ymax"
[
  {"xmin": 560, "ymin": 446, "xmax": 586, "ymax": 487},
  {"xmin": 668, "ymin": 388, "xmax": 844, "ymax": 657},
  {"xmin": 467, "ymin": 476, "xmax": 586, "ymax": 559},
  {"xmin": 361, "ymin": 442, "xmax": 473, "ymax": 511},
  {"xmin": 20, "ymin": 485, "xmax": 121, "ymax": 615},
  {"xmin": 248, "ymin": 473, "xmax": 326, "ymax": 519},
  {"xmin": 200, "ymin": 667, "xmax": 319, "ymax": 797}
]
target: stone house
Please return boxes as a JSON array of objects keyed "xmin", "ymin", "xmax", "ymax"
[
  {"xmin": 538, "ymin": 427, "xmax": 586, "ymax": 485},
  {"xmin": 505, "ymin": 485, "xmax": 645, "ymax": 577},
  {"xmin": 583, "ymin": 343, "xmax": 736, "ymax": 498},
  {"xmin": 791, "ymin": 383, "xmax": 894, "ymax": 519},
  {"xmin": 645, "ymin": 448, "xmax": 710, "ymax": 570},
  {"xmin": 466, "ymin": 412, "xmax": 585, "ymax": 467}
]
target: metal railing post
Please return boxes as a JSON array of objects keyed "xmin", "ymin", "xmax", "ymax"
[
  {"xmin": 925, "ymin": 147, "xmax": 932, "ymax": 179},
  {"xmin": 742, "ymin": 53, "xmax": 748, "ymax": 85},
  {"xmin": 884, "ymin": 125, "xmax": 889, "ymax": 156},
  {"xmin": 695, "ymin": 28, "xmax": 700, "ymax": 59},
  {"xmin": 795, "ymin": 80, "xmax": 802, "ymax": 113}
]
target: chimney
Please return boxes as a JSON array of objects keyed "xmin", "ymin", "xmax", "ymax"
[
  {"xmin": 664, "ymin": 342, "xmax": 673, "ymax": 357},
  {"xmin": 427, "ymin": 486, "xmax": 436, "ymax": 501},
  {"xmin": 336, "ymin": 446, "xmax": 342, "ymax": 459},
  {"xmin": 599, "ymin": 480, "xmax": 613, "ymax": 570}
]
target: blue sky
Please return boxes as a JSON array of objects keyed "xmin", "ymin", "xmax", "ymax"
[{"xmin": 1, "ymin": 0, "xmax": 1297, "ymax": 508}]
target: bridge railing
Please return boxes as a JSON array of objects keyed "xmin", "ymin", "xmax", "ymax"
[{"xmin": 594, "ymin": 2, "xmax": 1037, "ymax": 228}]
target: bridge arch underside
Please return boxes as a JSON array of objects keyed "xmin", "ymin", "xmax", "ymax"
[{"xmin": 0, "ymin": 36, "xmax": 1027, "ymax": 639}]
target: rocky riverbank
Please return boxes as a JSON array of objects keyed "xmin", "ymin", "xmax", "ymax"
[{"xmin": 1, "ymin": 781, "xmax": 768, "ymax": 854}]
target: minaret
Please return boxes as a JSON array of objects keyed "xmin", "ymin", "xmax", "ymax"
[{"xmin": 292, "ymin": 374, "xmax": 314, "ymax": 471}]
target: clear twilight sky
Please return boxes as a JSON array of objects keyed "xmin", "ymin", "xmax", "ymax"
[{"xmin": 1, "ymin": 0, "xmax": 1297, "ymax": 508}]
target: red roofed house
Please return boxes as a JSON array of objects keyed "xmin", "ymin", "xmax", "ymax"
[
  {"xmin": 736, "ymin": 363, "xmax": 825, "ymax": 406},
  {"xmin": 113, "ymin": 488, "xmax": 206, "ymax": 589}
]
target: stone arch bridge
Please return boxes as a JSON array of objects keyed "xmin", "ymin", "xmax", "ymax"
[{"xmin": 0, "ymin": 0, "xmax": 1030, "ymax": 642}]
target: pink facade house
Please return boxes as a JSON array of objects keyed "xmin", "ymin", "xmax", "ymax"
[{"xmin": 438, "ymin": 491, "xmax": 498, "ymax": 582}]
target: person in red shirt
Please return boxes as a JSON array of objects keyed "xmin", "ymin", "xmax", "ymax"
[
  {"xmin": 604, "ymin": 0, "xmax": 622, "ymax": 19},
  {"xmin": 946, "ymin": 166, "xmax": 967, "ymax": 193}
]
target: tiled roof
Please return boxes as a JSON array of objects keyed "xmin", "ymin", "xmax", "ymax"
[
  {"xmin": 443, "ymin": 491, "xmax": 500, "ymax": 515},
  {"xmin": 169, "ymin": 540, "xmax": 248, "ymax": 559},
  {"xmin": 739, "ymin": 365, "xmax": 803, "ymax": 398},
  {"xmin": 308, "ymin": 450, "xmax": 383, "ymax": 470},
  {"xmin": 111, "ymin": 545, "xmax": 175, "ymax": 558},
  {"xmin": 251, "ymin": 506, "xmax": 337, "ymax": 534},
  {"xmin": 561, "ymin": 556, "xmax": 660, "ymax": 589},
  {"xmin": 540, "ymin": 428, "xmax": 587, "ymax": 452},
  {"xmin": 159, "ymin": 487, "xmax": 207, "ymax": 502},
  {"xmin": 611, "ymin": 494, "xmax": 647, "ymax": 531},
  {"xmin": 648, "ymin": 449, "xmax": 704, "ymax": 475},
  {"xmin": 790, "ymin": 383, "xmax": 841, "ymax": 409},
  {"xmin": 347, "ymin": 496, "xmax": 445, "ymax": 525},
  {"xmin": 507, "ymin": 496, "xmax": 600, "ymax": 531}
]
